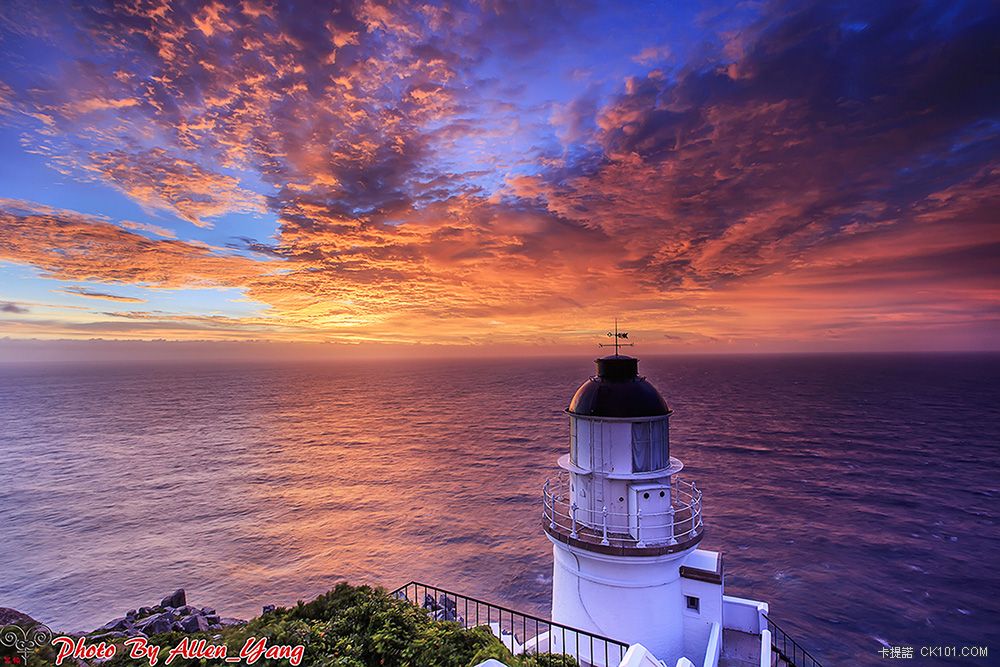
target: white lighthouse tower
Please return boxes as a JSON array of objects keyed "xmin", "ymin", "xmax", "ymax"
[{"xmin": 542, "ymin": 345, "xmax": 726, "ymax": 665}]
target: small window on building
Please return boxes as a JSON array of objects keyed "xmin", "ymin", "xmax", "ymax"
[
  {"xmin": 686, "ymin": 596, "xmax": 700, "ymax": 612},
  {"xmin": 570, "ymin": 418, "xmax": 592, "ymax": 469},
  {"xmin": 569, "ymin": 418, "xmax": 578, "ymax": 464},
  {"xmin": 631, "ymin": 419, "xmax": 669, "ymax": 472}
]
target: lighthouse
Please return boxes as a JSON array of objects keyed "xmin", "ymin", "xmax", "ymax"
[{"xmin": 542, "ymin": 348, "xmax": 726, "ymax": 665}]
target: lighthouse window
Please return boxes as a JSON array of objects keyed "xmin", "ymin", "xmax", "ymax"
[
  {"xmin": 570, "ymin": 418, "xmax": 592, "ymax": 468},
  {"xmin": 631, "ymin": 420, "xmax": 668, "ymax": 472},
  {"xmin": 569, "ymin": 418, "xmax": 578, "ymax": 464},
  {"xmin": 686, "ymin": 596, "xmax": 700, "ymax": 612}
]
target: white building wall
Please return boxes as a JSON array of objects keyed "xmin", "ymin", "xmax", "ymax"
[
  {"xmin": 678, "ymin": 549, "xmax": 724, "ymax": 659},
  {"xmin": 679, "ymin": 578, "xmax": 722, "ymax": 659},
  {"xmin": 550, "ymin": 541, "xmax": 694, "ymax": 663}
]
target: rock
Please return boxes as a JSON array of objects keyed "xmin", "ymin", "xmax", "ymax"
[
  {"xmin": 179, "ymin": 615, "xmax": 209, "ymax": 633},
  {"xmin": 204, "ymin": 614, "xmax": 220, "ymax": 625},
  {"xmin": 95, "ymin": 616, "xmax": 129, "ymax": 633},
  {"xmin": 200, "ymin": 607, "xmax": 216, "ymax": 615},
  {"xmin": 174, "ymin": 605, "xmax": 196, "ymax": 616},
  {"xmin": 126, "ymin": 609, "xmax": 137, "ymax": 619},
  {"xmin": 136, "ymin": 612, "xmax": 173, "ymax": 635},
  {"xmin": 439, "ymin": 595, "xmax": 457, "ymax": 613},
  {"xmin": 135, "ymin": 612, "xmax": 159, "ymax": 627},
  {"xmin": 218, "ymin": 617, "xmax": 247, "ymax": 627},
  {"xmin": 261, "ymin": 605, "xmax": 276, "ymax": 615},
  {"xmin": 422, "ymin": 594, "xmax": 441, "ymax": 611},
  {"xmin": 138, "ymin": 606, "xmax": 154, "ymax": 617},
  {"xmin": 160, "ymin": 589, "xmax": 186, "ymax": 609},
  {"xmin": 433, "ymin": 608, "xmax": 458, "ymax": 622},
  {"xmin": 0, "ymin": 608, "xmax": 40, "ymax": 627}
]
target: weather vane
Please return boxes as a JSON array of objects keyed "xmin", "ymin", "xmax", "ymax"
[{"xmin": 598, "ymin": 318, "xmax": 633, "ymax": 355}]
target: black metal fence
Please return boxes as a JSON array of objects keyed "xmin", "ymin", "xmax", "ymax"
[
  {"xmin": 391, "ymin": 581, "xmax": 629, "ymax": 667},
  {"xmin": 764, "ymin": 614, "xmax": 823, "ymax": 667}
]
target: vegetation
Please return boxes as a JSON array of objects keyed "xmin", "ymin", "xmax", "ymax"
[{"xmin": 12, "ymin": 584, "xmax": 577, "ymax": 667}]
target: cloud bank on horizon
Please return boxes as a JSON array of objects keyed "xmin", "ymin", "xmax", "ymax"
[{"xmin": 0, "ymin": 0, "xmax": 997, "ymax": 351}]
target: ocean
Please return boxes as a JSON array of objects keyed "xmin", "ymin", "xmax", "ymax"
[{"xmin": 1, "ymin": 353, "xmax": 997, "ymax": 665}]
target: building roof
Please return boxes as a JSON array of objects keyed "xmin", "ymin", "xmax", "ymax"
[{"xmin": 567, "ymin": 354, "xmax": 671, "ymax": 418}]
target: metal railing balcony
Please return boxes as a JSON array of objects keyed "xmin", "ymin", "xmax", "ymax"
[
  {"xmin": 392, "ymin": 581, "xmax": 629, "ymax": 667},
  {"xmin": 764, "ymin": 614, "xmax": 824, "ymax": 667},
  {"xmin": 542, "ymin": 473, "xmax": 704, "ymax": 555}
]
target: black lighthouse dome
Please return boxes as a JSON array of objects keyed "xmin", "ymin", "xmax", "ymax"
[{"xmin": 567, "ymin": 354, "xmax": 670, "ymax": 418}]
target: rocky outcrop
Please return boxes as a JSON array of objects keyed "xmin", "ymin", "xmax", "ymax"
[
  {"xmin": 0, "ymin": 607, "xmax": 40, "ymax": 627},
  {"xmin": 422, "ymin": 593, "xmax": 463, "ymax": 623},
  {"xmin": 89, "ymin": 590, "xmax": 246, "ymax": 639},
  {"xmin": 160, "ymin": 590, "xmax": 186, "ymax": 609}
]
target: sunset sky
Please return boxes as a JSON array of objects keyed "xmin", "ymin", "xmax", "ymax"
[{"xmin": 0, "ymin": 0, "xmax": 997, "ymax": 354}]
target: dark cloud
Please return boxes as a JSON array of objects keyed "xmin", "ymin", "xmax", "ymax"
[
  {"xmin": 57, "ymin": 285, "xmax": 147, "ymax": 302},
  {"xmin": 1, "ymin": 302, "xmax": 29, "ymax": 314},
  {"xmin": 522, "ymin": 0, "xmax": 1000, "ymax": 291}
]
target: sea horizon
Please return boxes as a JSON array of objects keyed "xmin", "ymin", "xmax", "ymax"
[{"xmin": 3, "ymin": 345, "xmax": 999, "ymax": 366}]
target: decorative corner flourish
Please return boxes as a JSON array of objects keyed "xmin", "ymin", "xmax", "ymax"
[{"xmin": 1, "ymin": 622, "xmax": 53, "ymax": 664}]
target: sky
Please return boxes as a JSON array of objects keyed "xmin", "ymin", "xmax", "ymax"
[{"xmin": 0, "ymin": 0, "xmax": 997, "ymax": 356}]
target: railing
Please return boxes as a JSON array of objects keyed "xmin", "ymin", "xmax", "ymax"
[
  {"xmin": 763, "ymin": 614, "xmax": 823, "ymax": 667},
  {"xmin": 542, "ymin": 472, "xmax": 703, "ymax": 551},
  {"xmin": 392, "ymin": 581, "xmax": 629, "ymax": 667}
]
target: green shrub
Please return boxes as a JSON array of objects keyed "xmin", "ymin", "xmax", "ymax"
[{"xmin": 62, "ymin": 583, "xmax": 578, "ymax": 667}]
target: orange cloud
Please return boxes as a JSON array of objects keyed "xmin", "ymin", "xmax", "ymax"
[
  {"xmin": 88, "ymin": 149, "xmax": 267, "ymax": 227},
  {"xmin": 0, "ymin": 0, "xmax": 996, "ymax": 351},
  {"xmin": 0, "ymin": 199, "xmax": 269, "ymax": 288}
]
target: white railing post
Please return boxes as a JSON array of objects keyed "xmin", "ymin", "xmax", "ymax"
[
  {"xmin": 601, "ymin": 506, "xmax": 610, "ymax": 545},
  {"xmin": 759, "ymin": 628, "xmax": 772, "ymax": 667},
  {"xmin": 696, "ymin": 489, "xmax": 703, "ymax": 531},
  {"xmin": 636, "ymin": 508, "xmax": 645, "ymax": 547},
  {"xmin": 570, "ymin": 502, "xmax": 578, "ymax": 539},
  {"xmin": 546, "ymin": 482, "xmax": 556, "ymax": 530}
]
